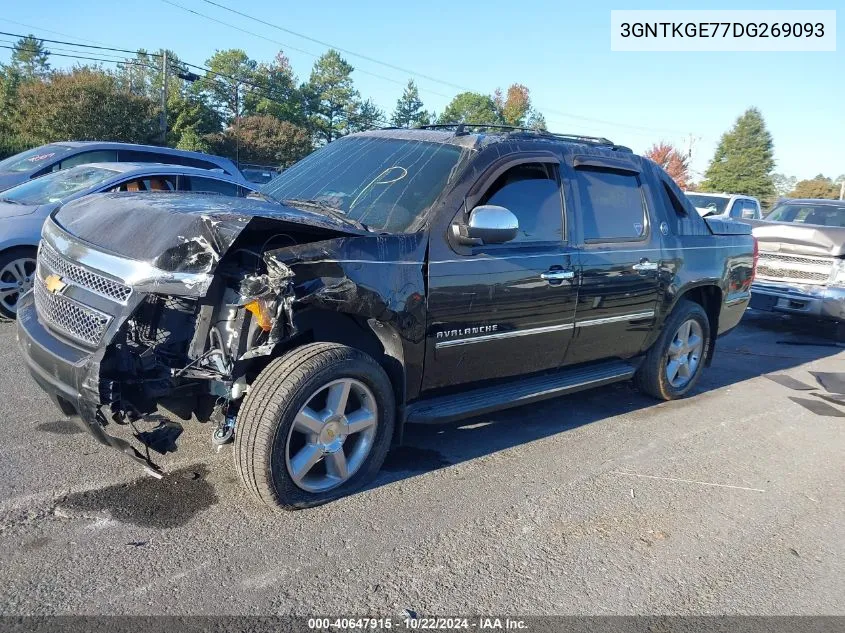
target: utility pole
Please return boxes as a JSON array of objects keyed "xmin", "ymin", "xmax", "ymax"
[
  {"xmin": 840, "ymin": 180, "xmax": 844, "ymax": 201},
  {"xmin": 159, "ymin": 50, "xmax": 169, "ymax": 144},
  {"xmin": 234, "ymin": 80, "xmax": 240, "ymax": 168}
]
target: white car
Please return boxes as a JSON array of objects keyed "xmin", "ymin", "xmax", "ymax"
[{"xmin": 684, "ymin": 192, "xmax": 763, "ymax": 220}]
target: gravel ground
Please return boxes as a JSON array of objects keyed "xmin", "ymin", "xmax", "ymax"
[{"xmin": 0, "ymin": 311, "xmax": 843, "ymax": 615}]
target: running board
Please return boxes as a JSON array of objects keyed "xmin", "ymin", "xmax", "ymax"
[{"xmin": 406, "ymin": 360, "xmax": 637, "ymax": 425}]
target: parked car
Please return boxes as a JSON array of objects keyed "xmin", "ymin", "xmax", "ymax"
[
  {"xmin": 16, "ymin": 127, "xmax": 755, "ymax": 510},
  {"xmin": 684, "ymin": 192, "xmax": 763, "ymax": 220},
  {"xmin": 0, "ymin": 142, "xmax": 242, "ymax": 192},
  {"xmin": 748, "ymin": 198, "xmax": 845, "ymax": 324},
  {"xmin": 0, "ymin": 163, "xmax": 255, "ymax": 318},
  {"xmin": 240, "ymin": 164, "xmax": 281, "ymax": 185}
]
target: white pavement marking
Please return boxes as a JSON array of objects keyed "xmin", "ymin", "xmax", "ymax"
[{"xmin": 611, "ymin": 470, "xmax": 766, "ymax": 493}]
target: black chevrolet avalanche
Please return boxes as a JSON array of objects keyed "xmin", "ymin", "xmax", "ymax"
[{"xmin": 17, "ymin": 126, "xmax": 756, "ymax": 510}]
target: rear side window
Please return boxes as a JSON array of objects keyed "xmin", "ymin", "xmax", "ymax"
[
  {"xmin": 59, "ymin": 150, "xmax": 119, "ymax": 169},
  {"xmin": 178, "ymin": 156, "xmax": 223, "ymax": 171},
  {"xmin": 574, "ymin": 168, "xmax": 647, "ymax": 242},
  {"xmin": 480, "ymin": 163, "xmax": 564, "ymax": 243},
  {"xmin": 183, "ymin": 176, "xmax": 240, "ymax": 196}
]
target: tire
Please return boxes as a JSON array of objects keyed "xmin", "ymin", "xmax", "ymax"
[
  {"xmin": 635, "ymin": 300, "xmax": 711, "ymax": 400},
  {"xmin": 234, "ymin": 342, "xmax": 395, "ymax": 511},
  {"xmin": 0, "ymin": 247, "xmax": 37, "ymax": 320}
]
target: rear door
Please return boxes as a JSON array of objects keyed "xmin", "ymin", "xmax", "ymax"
[
  {"xmin": 423, "ymin": 156, "xmax": 579, "ymax": 391},
  {"xmin": 563, "ymin": 155, "xmax": 662, "ymax": 366}
]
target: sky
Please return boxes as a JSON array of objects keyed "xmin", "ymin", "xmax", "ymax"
[{"xmin": 1, "ymin": 0, "xmax": 842, "ymax": 182}]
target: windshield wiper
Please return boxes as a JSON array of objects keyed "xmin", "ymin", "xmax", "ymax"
[
  {"xmin": 281, "ymin": 198, "xmax": 371, "ymax": 232},
  {"xmin": 0, "ymin": 197, "xmax": 24, "ymax": 205}
]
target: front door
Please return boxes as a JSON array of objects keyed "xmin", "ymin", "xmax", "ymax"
[
  {"xmin": 563, "ymin": 157, "xmax": 662, "ymax": 366},
  {"xmin": 423, "ymin": 159, "xmax": 579, "ymax": 391}
]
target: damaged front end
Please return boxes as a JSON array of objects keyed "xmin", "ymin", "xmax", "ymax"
[{"xmin": 17, "ymin": 193, "xmax": 373, "ymax": 474}]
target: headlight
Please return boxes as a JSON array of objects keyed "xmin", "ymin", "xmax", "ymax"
[{"xmin": 829, "ymin": 260, "xmax": 845, "ymax": 285}]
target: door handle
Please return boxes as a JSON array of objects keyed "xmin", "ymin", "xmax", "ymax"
[
  {"xmin": 632, "ymin": 259, "xmax": 659, "ymax": 272},
  {"xmin": 540, "ymin": 270, "xmax": 576, "ymax": 282}
]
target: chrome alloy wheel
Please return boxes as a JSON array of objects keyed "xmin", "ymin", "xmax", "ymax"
[
  {"xmin": 0, "ymin": 256, "xmax": 36, "ymax": 315},
  {"xmin": 285, "ymin": 378, "xmax": 378, "ymax": 493},
  {"xmin": 665, "ymin": 318, "xmax": 704, "ymax": 389}
]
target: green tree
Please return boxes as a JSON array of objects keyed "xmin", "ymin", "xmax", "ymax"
[
  {"xmin": 197, "ymin": 49, "xmax": 261, "ymax": 124},
  {"xmin": 0, "ymin": 67, "xmax": 22, "ymax": 138},
  {"xmin": 439, "ymin": 92, "xmax": 502, "ymax": 125},
  {"xmin": 10, "ymin": 35, "xmax": 50, "ymax": 80},
  {"xmin": 701, "ymin": 107, "xmax": 775, "ymax": 200},
  {"xmin": 212, "ymin": 115, "xmax": 311, "ymax": 168},
  {"xmin": 772, "ymin": 173, "xmax": 797, "ymax": 197},
  {"xmin": 169, "ymin": 94, "xmax": 223, "ymax": 151},
  {"xmin": 253, "ymin": 52, "xmax": 306, "ymax": 125},
  {"xmin": 304, "ymin": 50, "xmax": 360, "ymax": 144},
  {"xmin": 391, "ymin": 80, "xmax": 428, "ymax": 128},
  {"xmin": 788, "ymin": 175, "xmax": 841, "ymax": 199},
  {"xmin": 12, "ymin": 68, "xmax": 158, "ymax": 145},
  {"xmin": 347, "ymin": 98, "xmax": 385, "ymax": 133}
]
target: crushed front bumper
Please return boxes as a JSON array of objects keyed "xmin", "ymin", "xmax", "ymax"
[
  {"xmin": 750, "ymin": 281, "xmax": 845, "ymax": 321},
  {"xmin": 16, "ymin": 291, "xmax": 161, "ymax": 474}
]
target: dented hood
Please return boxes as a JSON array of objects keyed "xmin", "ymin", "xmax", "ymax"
[
  {"xmin": 748, "ymin": 219, "xmax": 845, "ymax": 257},
  {"xmin": 53, "ymin": 192, "xmax": 368, "ymax": 274}
]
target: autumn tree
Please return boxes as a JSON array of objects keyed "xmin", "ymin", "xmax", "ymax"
[
  {"xmin": 213, "ymin": 115, "xmax": 311, "ymax": 168},
  {"xmin": 392, "ymin": 80, "xmax": 429, "ymax": 128},
  {"xmin": 9, "ymin": 35, "xmax": 50, "ymax": 80},
  {"xmin": 304, "ymin": 50, "xmax": 359, "ymax": 143},
  {"xmin": 701, "ymin": 107, "xmax": 775, "ymax": 200},
  {"xmin": 787, "ymin": 175, "xmax": 841, "ymax": 200},
  {"xmin": 495, "ymin": 84, "xmax": 531, "ymax": 126},
  {"xmin": 645, "ymin": 142, "xmax": 690, "ymax": 189},
  {"xmin": 12, "ymin": 68, "xmax": 158, "ymax": 145}
]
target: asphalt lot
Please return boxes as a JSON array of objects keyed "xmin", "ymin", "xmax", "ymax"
[{"xmin": 0, "ymin": 311, "xmax": 843, "ymax": 615}]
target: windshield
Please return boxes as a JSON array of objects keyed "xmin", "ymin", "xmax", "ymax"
[
  {"xmin": 766, "ymin": 203, "xmax": 845, "ymax": 227},
  {"xmin": 261, "ymin": 136, "xmax": 465, "ymax": 232},
  {"xmin": 0, "ymin": 165, "xmax": 118, "ymax": 205},
  {"xmin": 686, "ymin": 194, "xmax": 730, "ymax": 215},
  {"xmin": 0, "ymin": 145, "xmax": 73, "ymax": 173}
]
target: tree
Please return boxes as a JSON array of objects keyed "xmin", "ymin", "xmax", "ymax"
[
  {"xmin": 644, "ymin": 142, "xmax": 690, "ymax": 189},
  {"xmin": 0, "ymin": 67, "xmax": 22, "ymax": 138},
  {"xmin": 391, "ymin": 80, "xmax": 428, "ymax": 128},
  {"xmin": 198, "ymin": 49, "xmax": 261, "ymax": 124},
  {"xmin": 526, "ymin": 110, "xmax": 547, "ymax": 131},
  {"xmin": 772, "ymin": 173, "xmax": 797, "ymax": 197},
  {"xmin": 439, "ymin": 92, "xmax": 502, "ymax": 125},
  {"xmin": 10, "ymin": 35, "xmax": 50, "ymax": 80},
  {"xmin": 304, "ymin": 50, "xmax": 359, "ymax": 144},
  {"xmin": 212, "ymin": 115, "xmax": 311, "ymax": 168},
  {"xmin": 12, "ymin": 68, "xmax": 158, "ymax": 145},
  {"xmin": 347, "ymin": 99, "xmax": 385, "ymax": 133},
  {"xmin": 495, "ymin": 84, "xmax": 531, "ymax": 126},
  {"xmin": 253, "ymin": 52, "xmax": 306, "ymax": 125},
  {"xmin": 700, "ymin": 107, "xmax": 775, "ymax": 200},
  {"xmin": 787, "ymin": 175, "xmax": 841, "ymax": 200},
  {"xmin": 169, "ymin": 94, "xmax": 223, "ymax": 151}
]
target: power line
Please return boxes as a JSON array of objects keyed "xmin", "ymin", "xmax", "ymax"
[
  {"xmin": 0, "ymin": 18, "xmax": 111, "ymax": 46},
  {"xmin": 0, "ymin": 31, "xmax": 163, "ymax": 58},
  {"xmin": 0, "ymin": 45, "xmax": 158, "ymax": 69}
]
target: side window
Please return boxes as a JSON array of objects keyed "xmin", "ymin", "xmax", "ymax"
[
  {"xmin": 574, "ymin": 168, "xmax": 647, "ymax": 242},
  {"xmin": 178, "ymin": 156, "xmax": 221, "ymax": 171},
  {"xmin": 60, "ymin": 150, "xmax": 119, "ymax": 169},
  {"xmin": 118, "ymin": 150, "xmax": 171, "ymax": 164},
  {"xmin": 478, "ymin": 163, "xmax": 563, "ymax": 243},
  {"xmin": 660, "ymin": 181, "xmax": 687, "ymax": 217},
  {"xmin": 183, "ymin": 176, "xmax": 238, "ymax": 196},
  {"xmin": 110, "ymin": 175, "xmax": 177, "ymax": 192}
]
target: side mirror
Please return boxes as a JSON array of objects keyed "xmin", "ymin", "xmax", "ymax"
[{"xmin": 452, "ymin": 205, "xmax": 519, "ymax": 246}]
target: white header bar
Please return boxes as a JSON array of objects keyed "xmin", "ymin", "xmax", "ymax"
[{"xmin": 611, "ymin": 10, "xmax": 836, "ymax": 52}]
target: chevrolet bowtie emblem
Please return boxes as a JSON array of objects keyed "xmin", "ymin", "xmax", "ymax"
[{"xmin": 44, "ymin": 274, "xmax": 67, "ymax": 294}]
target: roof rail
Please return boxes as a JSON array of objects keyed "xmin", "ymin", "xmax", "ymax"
[{"xmin": 415, "ymin": 123, "xmax": 631, "ymax": 151}]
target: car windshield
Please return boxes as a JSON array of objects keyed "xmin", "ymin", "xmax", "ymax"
[
  {"xmin": 261, "ymin": 136, "xmax": 465, "ymax": 232},
  {"xmin": 766, "ymin": 203, "xmax": 845, "ymax": 227},
  {"xmin": 0, "ymin": 165, "xmax": 118, "ymax": 205},
  {"xmin": 0, "ymin": 145, "xmax": 74, "ymax": 173},
  {"xmin": 686, "ymin": 194, "xmax": 730, "ymax": 214}
]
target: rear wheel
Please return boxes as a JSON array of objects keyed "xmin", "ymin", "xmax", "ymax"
[
  {"xmin": 234, "ymin": 342, "xmax": 395, "ymax": 510},
  {"xmin": 636, "ymin": 300, "xmax": 710, "ymax": 400},
  {"xmin": 0, "ymin": 248, "xmax": 37, "ymax": 319}
]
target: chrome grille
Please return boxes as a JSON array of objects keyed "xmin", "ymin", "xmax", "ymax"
[
  {"xmin": 39, "ymin": 241, "xmax": 132, "ymax": 303},
  {"xmin": 34, "ymin": 276, "xmax": 112, "ymax": 345},
  {"xmin": 756, "ymin": 252, "xmax": 833, "ymax": 286}
]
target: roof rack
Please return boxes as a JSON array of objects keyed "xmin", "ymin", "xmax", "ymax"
[{"xmin": 415, "ymin": 123, "xmax": 631, "ymax": 152}]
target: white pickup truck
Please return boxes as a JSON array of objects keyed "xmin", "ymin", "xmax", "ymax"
[{"xmin": 684, "ymin": 192, "xmax": 763, "ymax": 221}]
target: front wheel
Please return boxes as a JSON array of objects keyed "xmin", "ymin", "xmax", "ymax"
[
  {"xmin": 234, "ymin": 342, "xmax": 395, "ymax": 510},
  {"xmin": 0, "ymin": 248, "xmax": 37, "ymax": 319},
  {"xmin": 636, "ymin": 300, "xmax": 711, "ymax": 400}
]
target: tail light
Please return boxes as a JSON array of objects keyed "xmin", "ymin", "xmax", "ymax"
[{"xmin": 751, "ymin": 237, "xmax": 759, "ymax": 281}]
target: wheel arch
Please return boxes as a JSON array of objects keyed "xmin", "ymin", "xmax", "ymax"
[{"xmin": 666, "ymin": 284, "xmax": 722, "ymax": 366}]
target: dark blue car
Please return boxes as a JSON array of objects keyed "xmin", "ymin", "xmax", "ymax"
[{"xmin": 0, "ymin": 141, "xmax": 241, "ymax": 192}]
